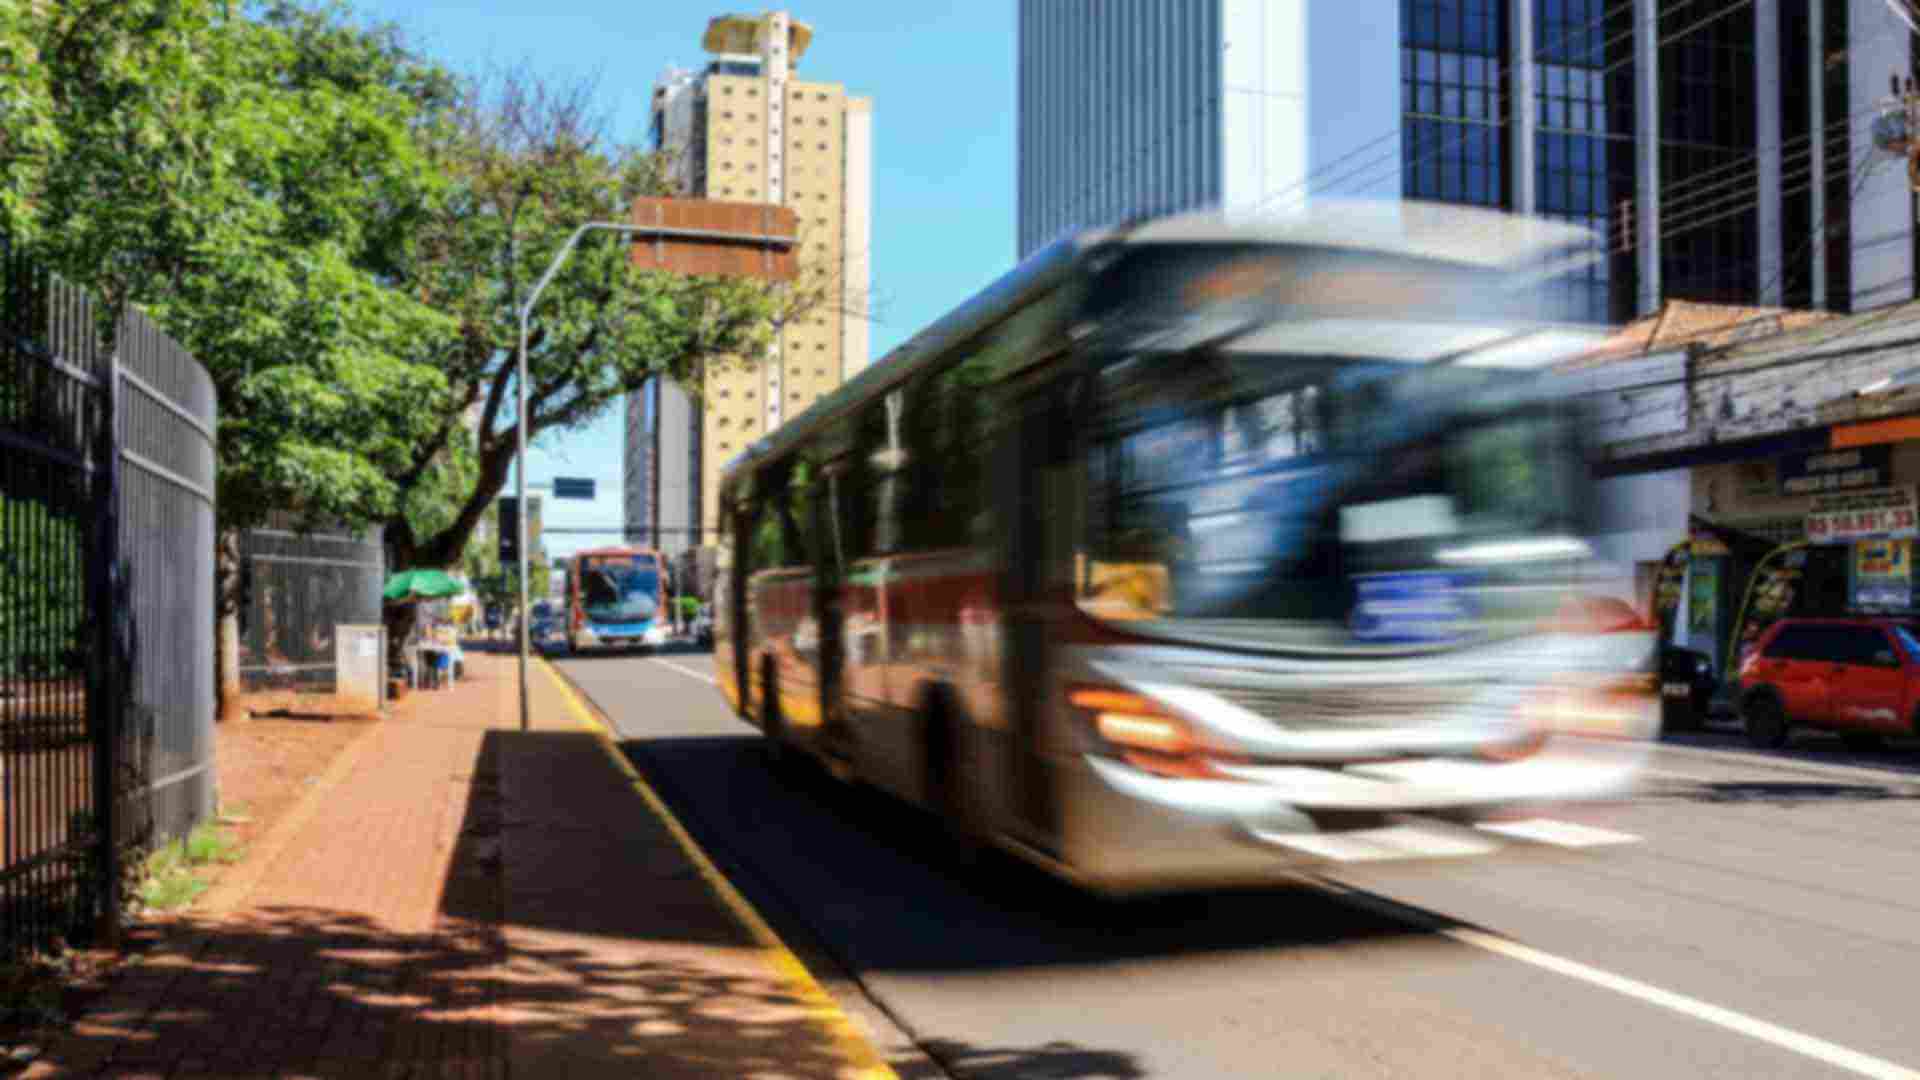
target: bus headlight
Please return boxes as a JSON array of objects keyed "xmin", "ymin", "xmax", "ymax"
[
  {"xmin": 1520, "ymin": 679, "xmax": 1659, "ymax": 743},
  {"xmin": 1068, "ymin": 685, "xmax": 1221, "ymax": 778}
]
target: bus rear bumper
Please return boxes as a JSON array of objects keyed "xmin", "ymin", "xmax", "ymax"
[{"xmin": 1059, "ymin": 738, "xmax": 1645, "ymax": 889}]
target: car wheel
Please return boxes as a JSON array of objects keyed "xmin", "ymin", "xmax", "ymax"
[
  {"xmin": 1841, "ymin": 731, "xmax": 1884, "ymax": 752},
  {"xmin": 1742, "ymin": 689, "xmax": 1790, "ymax": 749}
]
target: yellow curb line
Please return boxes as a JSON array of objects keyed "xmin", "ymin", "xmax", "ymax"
[
  {"xmin": 536, "ymin": 657, "xmax": 899, "ymax": 1080},
  {"xmin": 197, "ymin": 718, "xmax": 387, "ymax": 918}
]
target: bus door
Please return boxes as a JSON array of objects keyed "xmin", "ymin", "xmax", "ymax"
[{"xmin": 999, "ymin": 380, "xmax": 1072, "ymax": 847}]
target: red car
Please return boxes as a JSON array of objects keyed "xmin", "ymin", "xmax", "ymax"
[{"xmin": 1737, "ymin": 617, "xmax": 1920, "ymax": 749}]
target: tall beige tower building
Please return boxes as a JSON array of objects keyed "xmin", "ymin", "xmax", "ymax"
[{"xmin": 637, "ymin": 10, "xmax": 872, "ymax": 547}]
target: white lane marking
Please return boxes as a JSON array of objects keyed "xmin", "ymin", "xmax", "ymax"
[
  {"xmin": 1473, "ymin": 819, "xmax": 1640, "ymax": 848},
  {"xmin": 1641, "ymin": 767, "xmax": 1724, "ymax": 783},
  {"xmin": 1259, "ymin": 824, "xmax": 1501, "ymax": 862},
  {"xmin": 1445, "ymin": 927, "xmax": 1920, "ymax": 1080},
  {"xmin": 652, "ymin": 656, "xmax": 719, "ymax": 686}
]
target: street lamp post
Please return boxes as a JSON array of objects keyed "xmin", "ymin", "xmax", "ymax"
[{"xmin": 514, "ymin": 220, "xmax": 793, "ymax": 732}]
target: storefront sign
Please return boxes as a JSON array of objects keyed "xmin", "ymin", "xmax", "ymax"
[
  {"xmin": 1777, "ymin": 446, "xmax": 1891, "ymax": 496},
  {"xmin": 1805, "ymin": 485, "xmax": 1919, "ymax": 542},
  {"xmin": 1854, "ymin": 537, "xmax": 1914, "ymax": 609}
]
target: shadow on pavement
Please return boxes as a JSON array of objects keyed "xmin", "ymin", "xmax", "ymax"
[
  {"xmin": 1662, "ymin": 729, "xmax": 1920, "ymax": 777},
  {"xmin": 615, "ymin": 733, "xmax": 1463, "ymax": 979},
  {"xmin": 1645, "ymin": 780, "xmax": 1920, "ymax": 806},
  {"xmin": 909, "ymin": 1038, "xmax": 1148, "ymax": 1079}
]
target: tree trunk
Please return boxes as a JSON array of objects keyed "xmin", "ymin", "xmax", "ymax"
[{"xmin": 214, "ymin": 530, "xmax": 247, "ymax": 723}]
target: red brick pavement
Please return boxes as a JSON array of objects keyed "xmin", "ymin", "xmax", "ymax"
[{"xmin": 24, "ymin": 652, "xmax": 891, "ymax": 1079}]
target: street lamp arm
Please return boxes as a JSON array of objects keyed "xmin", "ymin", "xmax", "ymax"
[
  {"xmin": 513, "ymin": 216, "xmax": 795, "ymax": 734},
  {"xmin": 523, "ymin": 222, "xmax": 624, "ymax": 322}
]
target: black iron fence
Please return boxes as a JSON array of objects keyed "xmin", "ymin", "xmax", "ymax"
[
  {"xmin": 239, "ymin": 520, "xmax": 384, "ymax": 695},
  {"xmin": 0, "ymin": 235, "xmax": 215, "ymax": 952}
]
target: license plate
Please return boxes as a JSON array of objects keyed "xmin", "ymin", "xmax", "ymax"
[{"xmin": 1662, "ymin": 682, "xmax": 1692, "ymax": 698}]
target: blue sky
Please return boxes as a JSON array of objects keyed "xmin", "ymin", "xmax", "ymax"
[{"xmin": 355, "ymin": 1, "xmax": 1020, "ymax": 546}]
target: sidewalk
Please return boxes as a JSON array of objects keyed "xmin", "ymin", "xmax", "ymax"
[{"xmin": 26, "ymin": 652, "xmax": 895, "ymax": 1079}]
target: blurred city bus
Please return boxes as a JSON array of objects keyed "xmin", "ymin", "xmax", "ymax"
[
  {"xmin": 713, "ymin": 203, "xmax": 1657, "ymax": 893},
  {"xmin": 563, "ymin": 546, "xmax": 674, "ymax": 654}
]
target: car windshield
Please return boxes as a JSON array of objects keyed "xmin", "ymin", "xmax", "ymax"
[
  {"xmin": 1076, "ymin": 348, "xmax": 1589, "ymax": 653},
  {"xmin": 580, "ymin": 558, "xmax": 662, "ymax": 622}
]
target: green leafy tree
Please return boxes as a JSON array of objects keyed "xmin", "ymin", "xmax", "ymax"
[
  {"xmin": 5, "ymin": 1, "xmax": 463, "ymax": 715},
  {"xmin": 379, "ymin": 66, "xmax": 787, "ymax": 573},
  {"xmin": 8, "ymin": 1, "xmax": 460, "ymax": 535}
]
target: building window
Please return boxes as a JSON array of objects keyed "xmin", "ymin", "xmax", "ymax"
[{"xmin": 1400, "ymin": 34, "xmax": 1502, "ymax": 208}]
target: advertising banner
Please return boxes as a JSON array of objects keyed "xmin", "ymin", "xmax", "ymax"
[
  {"xmin": 1804, "ymin": 486, "xmax": 1918, "ymax": 542},
  {"xmin": 1853, "ymin": 537, "xmax": 1914, "ymax": 609}
]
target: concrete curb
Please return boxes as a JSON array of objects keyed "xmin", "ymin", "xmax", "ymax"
[{"xmin": 535, "ymin": 656, "xmax": 903, "ymax": 1080}]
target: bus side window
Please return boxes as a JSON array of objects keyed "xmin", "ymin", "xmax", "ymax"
[
  {"xmin": 929, "ymin": 359, "xmax": 989, "ymax": 546},
  {"xmin": 750, "ymin": 497, "xmax": 787, "ymax": 572},
  {"xmin": 857, "ymin": 391, "xmax": 908, "ymax": 556}
]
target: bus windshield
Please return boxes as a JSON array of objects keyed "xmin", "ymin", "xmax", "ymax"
[
  {"xmin": 1077, "ymin": 347, "xmax": 1589, "ymax": 652},
  {"xmin": 578, "ymin": 558, "xmax": 663, "ymax": 624}
]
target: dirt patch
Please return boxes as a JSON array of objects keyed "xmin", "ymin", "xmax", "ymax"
[{"xmin": 211, "ymin": 714, "xmax": 377, "ymax": 863}]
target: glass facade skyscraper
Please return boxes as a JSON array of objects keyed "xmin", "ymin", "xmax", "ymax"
[{"xmin": 1020, "ymin": 0, "xmax": 1915, "ymax": 321}]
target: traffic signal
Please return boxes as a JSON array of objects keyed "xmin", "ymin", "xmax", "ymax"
[{"xmin": 498, "ymin": 497, "xmax": 520, "ymax": 566}]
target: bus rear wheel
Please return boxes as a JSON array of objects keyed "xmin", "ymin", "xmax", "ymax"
[
  {"xmin": 923, "ymin": 691, "xmax": 985, "ymax": 868},
  {"xmin": 761, "ymin": 659, "xmax": 793, "ymax": 773}
]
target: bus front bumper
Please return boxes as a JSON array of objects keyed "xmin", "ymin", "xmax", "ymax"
[
  {"xmin": 575, "ymin": 623, "xmax": 671, "ymax": 648},
  {"xmin": 1060, "ymin": 737, "xmax": 1646, "ymax": 890}
]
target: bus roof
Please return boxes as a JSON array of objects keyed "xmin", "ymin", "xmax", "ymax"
[{"xmin": 721, "ymin": 202, "xmax": 1597, "ymax": 483}]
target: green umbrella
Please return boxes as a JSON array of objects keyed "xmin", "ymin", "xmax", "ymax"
[{"xmin": 383, "ymin": 568, "xmax": 465, "ymax": 602}]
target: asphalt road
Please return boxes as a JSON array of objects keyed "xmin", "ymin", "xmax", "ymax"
[{"xmin": 556, "ymin": 646, "xmax": 1920, "ymax": 1080}]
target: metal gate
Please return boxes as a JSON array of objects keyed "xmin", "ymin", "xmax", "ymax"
[
  {"xmin": 0, "ymin": 235, "xmax": 215, "ymax": 952},
  {"xmin": 238, "ymin": 521, "xmax": 385, "ymax": 696}
]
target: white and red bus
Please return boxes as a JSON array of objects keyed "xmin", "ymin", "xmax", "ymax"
[
  {"xmin": 563, "ymin": 546, "xmax": 674, "ymax": 653},
  {"xmin": 713, "ymin": 204, "xmax": 1658, "ymax": 894}
]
